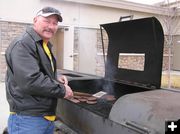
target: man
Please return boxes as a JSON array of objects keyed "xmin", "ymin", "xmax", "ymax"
[{"xmin": 5, "ymin": 7, "xmax": 73, "ymax": 134}]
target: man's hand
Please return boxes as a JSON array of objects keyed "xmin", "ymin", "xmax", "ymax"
[
  {"xmin": 64, "ymin": 84, "xmax": 73, "ymax": 99},
  {"xmin": 58, "ymin": 75, "xmax": 73, "ymax": 99},
  {"xmin": 58, "ymin": 75, "xmax": 68, "ymax": 85}
]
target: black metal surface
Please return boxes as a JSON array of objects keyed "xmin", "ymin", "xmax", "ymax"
[{"xmin": 101, "ymin": 17, "xmax": 164, "ymax": 89}]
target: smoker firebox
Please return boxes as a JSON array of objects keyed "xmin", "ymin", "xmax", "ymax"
[{"xmin": 56, "ymin": 17, "xmax": 180, "ymax": 134}]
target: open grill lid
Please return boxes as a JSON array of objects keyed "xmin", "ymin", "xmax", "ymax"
[{"xmin": 100, "ymin": 17, "xmax": 164, "ymax": 89}]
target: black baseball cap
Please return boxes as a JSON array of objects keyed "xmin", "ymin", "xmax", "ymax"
[{"xmin": 36, "ymin": 7, "xmax": 63, "ymax": 22}]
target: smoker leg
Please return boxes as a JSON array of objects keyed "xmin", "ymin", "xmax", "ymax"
[{"xmin": 54, "ymin": 120, "xmax": 78, "ymax": 134}]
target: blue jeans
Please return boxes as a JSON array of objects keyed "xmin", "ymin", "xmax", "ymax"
[{"xmin": 8, "ymin": 114, "xmax": 55, "ymax": 134}]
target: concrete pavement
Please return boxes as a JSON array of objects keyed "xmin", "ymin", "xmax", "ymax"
[{"xmin": 0, "ymin": 82, "xmax": 9, "ymax": 134}]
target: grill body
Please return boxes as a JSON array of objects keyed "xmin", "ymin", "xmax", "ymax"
[{"xmin": 56, "ymin": 17, "xmax": 180, "ymax": 134}]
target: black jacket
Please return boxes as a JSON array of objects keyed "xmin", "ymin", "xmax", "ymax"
[{"xmin": 5, "ymin": 27, "xmax": 66, "ymax": 116}]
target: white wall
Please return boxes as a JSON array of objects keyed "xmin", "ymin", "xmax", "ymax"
[{"xmin": 0, "ymin": 0, "xmax": 153, "ymax": 28}]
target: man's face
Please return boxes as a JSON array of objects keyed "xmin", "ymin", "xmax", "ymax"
[{"xmin": 33, "ymin": 15, "xmax": 59, "ymax": 42}]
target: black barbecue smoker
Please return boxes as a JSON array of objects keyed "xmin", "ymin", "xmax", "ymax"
[{"xmin": 56, "ymin": 17, "xmax": 180, "ymax": 134}]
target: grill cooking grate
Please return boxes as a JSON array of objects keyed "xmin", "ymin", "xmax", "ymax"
[{"xmin": 75, "ymin": 98, "xmax": 115, "ymax": 118}]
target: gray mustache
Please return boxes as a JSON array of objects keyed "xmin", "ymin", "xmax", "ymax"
[{"xmin": 44, "ymin": 29, "xmax": 54, "ymax": 34}]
